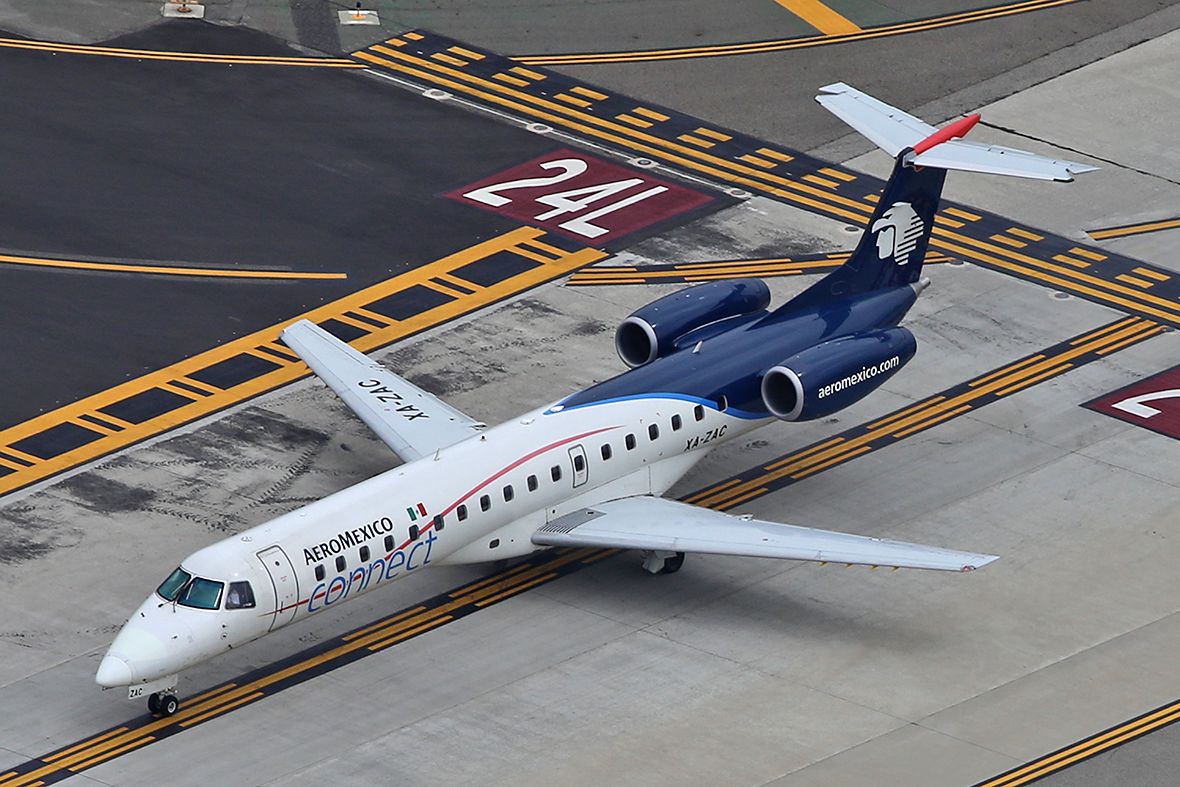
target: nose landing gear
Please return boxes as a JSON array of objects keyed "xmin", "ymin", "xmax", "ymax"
[{"xmin": 148, "ymin": 691, "xmax": 181, "ymax": 717}]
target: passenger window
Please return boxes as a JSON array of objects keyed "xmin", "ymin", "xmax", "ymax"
[
  {"xmin": 527, "ymin": 474, "xmax": 538, "ymax": 492},
  {"xmin": 717, "ymin": 394, "xmax": 728, "ymax": 412},
  {"xmin": 480, "ymin": 494, "xmax": 491, "ymax": 512},
  {"xmin": 573, "ymin": 454, "xmax": 585, "ymax": 472},
  {"xmin": 433, "ymin": 513, "xmax": 444, "ymax": 532},
  {"xmin": 601, "ymin": 444, "xmax": 612, "ymax": 461},
  {"xmin": 409, "ymin": 524, "xmax": 420, "ymax": 541},
  {"xmin": 504, "ymin": 485, "xmax": 514, "ymax": 502},
  {"xmin": 225, "ymin": 581, "xmax": 256, "ymax": 610},
  {"xmin": 336, "ymin": 555, "xmax": 346, "ymax": 573},
  {"xmin": 384, "ymin": 535, "xmax": 394, "ymax": 552},
  {"xmin": 694, "ymin": 404, "xmax": 705, "ymax": 422},
  {"xmin": 360, "ymin": 545, "xmax": 370, "ymax": 562},
  {"xmin": 489, "ymin": 538, "xmax": 500, "ymax": 549},
  {"xmin": 648, "ymin": 424, "xmax": 659, "ymax": 441},
  {"xmin": 625, "ymin": 434, "xmax": 636, "ymax": 450},
  {"xmin": 457, "ymin": 504, "xmax": 468, "ymax": 521},
  {"xmin": 551, "ymin": 465, "xmax": 562, "ymax": 482},
  {"xmin": 315, "ymin": 564, "xmax": 325, "ymax": 581},
  {"xmin": 671, "ymin": 414, "xmax": 682, "ymax": 431}
]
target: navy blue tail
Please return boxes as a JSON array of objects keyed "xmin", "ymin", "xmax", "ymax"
[{"xmin": 783, "ymin": 152, "xmax": 946, "ymax": 312}]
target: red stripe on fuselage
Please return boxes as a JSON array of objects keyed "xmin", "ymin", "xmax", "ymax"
[{"xmin": 272, "ymin": 423, "xmax": 621, "ymax": 614}]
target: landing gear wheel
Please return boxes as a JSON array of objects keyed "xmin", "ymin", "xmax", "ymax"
[
  {"xmin": 147, "ymin": 692, "xmax": 161, "ymax": 715},
  {"xmin": 641, "ymin": 550, "xmax": 686, "ymax": 575},
  {"xmin": 659, "ymin": 552, "xmax": 685, "ymax": 575},
  {"xmin": 159, "ymin": 693, "xmax": 180, "ymax": 717}
]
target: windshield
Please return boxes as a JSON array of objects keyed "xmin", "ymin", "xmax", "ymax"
[
  {"xmin": 156, "ymin": 567, "xmax": 192, "ymax": 601},
  {"xmin": 178, "ymin": 577, "xmax": 225, "ymax": 610}
]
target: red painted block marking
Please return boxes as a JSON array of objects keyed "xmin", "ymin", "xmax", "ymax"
[
  {"xmin": 447, "ymin": 149, "xmax": 715, "ymax": 246},
  {"xmin": 1084, "ymin": 364, "xmax": 1180, "ymax": 440}
]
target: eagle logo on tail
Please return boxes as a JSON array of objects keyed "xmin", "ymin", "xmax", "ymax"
[{"xmin": 871, "ymin": 202, "xmax": 924, "ymax": 266}]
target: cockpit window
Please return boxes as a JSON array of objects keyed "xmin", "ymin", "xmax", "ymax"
[
  {"xmin": 225, "ymin": 581, "xmax": 256, "ymax": 610},
  {"xmin": 156, "ymin": 567, "xmax": 192, "ymax": 601},
  {"xmin": 178, "ymin": 577, "xmax": 225, "ymax": 610}
]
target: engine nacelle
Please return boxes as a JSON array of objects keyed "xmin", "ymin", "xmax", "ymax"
[
  {"xmin": 761, "ymin": 327, "xmax": 916, "ymax": 421},
  {"xmin": 615, "ymin": 278, "xmax": 771, "ymax": 368}
]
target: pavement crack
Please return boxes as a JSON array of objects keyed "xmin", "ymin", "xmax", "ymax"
[{"xmin": 978, "ymin": 120, "xmax": 1180, "ymax": 188}]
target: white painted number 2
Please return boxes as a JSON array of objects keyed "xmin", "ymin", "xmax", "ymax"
[{"xmin": 462, "ymin": 157, "xmax": 668, "ymax": 238}]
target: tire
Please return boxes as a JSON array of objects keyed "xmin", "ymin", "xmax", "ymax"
[
  {"xmin": 160, "ymin": 694, "xmax": 180, "ymax": 717},
  {"xmin": 147, "ymin": 692, "xmax": 161, "ymax": 715},
  {"xmin": 660, "ymin": 552, "xmax": 686, "ymax": 574}
]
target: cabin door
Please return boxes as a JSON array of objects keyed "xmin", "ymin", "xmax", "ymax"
[
  {"xmin": 257, "ymin": 546, "xmax": 299, "ymax": 631},
  {"xmin": 568, "ymin": 444, "xmax": 589, "ymax": 488}
]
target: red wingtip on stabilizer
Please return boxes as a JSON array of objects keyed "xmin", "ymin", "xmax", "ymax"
[{"xmin": 912, "ymin": 113, "xmax": 981, "ymax": 155}]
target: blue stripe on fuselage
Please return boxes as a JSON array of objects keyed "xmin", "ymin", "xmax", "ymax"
[{"xmin": 546, "ymin": 392, "xmax": 768, "ymax": 420}]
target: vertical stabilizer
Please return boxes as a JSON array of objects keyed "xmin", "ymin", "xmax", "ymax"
[{"xmin": 785, "ymin": 154, "xmax": 944, "ymax": 312}]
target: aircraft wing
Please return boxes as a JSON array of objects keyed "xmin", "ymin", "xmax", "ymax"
[
  {"xmin": 281, "ymin": 319, "xmax": 484, "ymax": 462},
  {"xmin": 533, "ymin": 496, "xmax": 996, "ymax": 572}
]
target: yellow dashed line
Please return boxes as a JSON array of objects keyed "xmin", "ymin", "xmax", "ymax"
[
  {"xmin": 616, "ymin": 113, "xmax": 653, "ymax": 128},
  {"xmin": 555, "ymin": 92, "xmax": 592, "ymax": 108},
  {"xmin": 632, "ymin": 107, "xmax": 670, "ymax": 121},
  {"xmin": 431, "ymin": 52, "xmax": 468, "ymax": 67},
  {"xmin": 447, "ymin": 45, "xmax": 484, "ymax": 60},
  {"xmin": 493, "ymin": 72, "xmax": 530, "ymax": 87},
  {"xmin": 1134, "ymin": 267, "xmax": 1169, "ymax": 281},
  {"xmin": 694, "ymin": 127, "xmax": 732, "ymax": 141},
  {"xmin": 1116, "ymin": 274, "xmax": 1155, "ymax": 288},
  {"xmin": 509, "ymin": 65, "xmax": 546, "ymax": 80},
  {"xmin": 1008, "ymin": 227, "xmax": 1044, "ymax": 241},
  {"xmin": 677, "ymin": 134, "xmax": 715, "ymax": 149},
  {"xmin": 570, "ymin": 85, "xmax": 608, "ymax": 100},
  {"xmin": 802, "ymin": 174, "xmax": 839, "ymax": 188},
  {"xmin": 1070, "ymin": 246, "xmax": 1107, "ymax": 261},
  {"xmin": 1051, "ymin": 254, "xmax": 1091, "ymax": 269},
  {"xmin": 738, "ymin": 154, "xmax": 778, "ymax": 169},
  {"xmin": 818, "ymin": 167, "xmax": 855, "ymax": 182},
  {"xmin": 756, "ymin": 147, "xmax": 794, "ymax": 162},
  {"xmin": 990, "ymin": 234, "xmax": 1027, "ymax": 249},
  {"xmin": 944, "ymin": 207, "xmax": 983, "ymax": 221}
]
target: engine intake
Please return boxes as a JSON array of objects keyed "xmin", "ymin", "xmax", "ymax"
[
  {"xmin": 762, "ymin": 327, "xmax": 916, "ymax": 421},
  {"xmin": 615, "ymin": 278, "xmax": 771, "ymax": 368}
]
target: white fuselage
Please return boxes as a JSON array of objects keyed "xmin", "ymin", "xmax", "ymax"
[{"xmin": 97, "ymin": 396, "xmax": 767, "ymax": 688}]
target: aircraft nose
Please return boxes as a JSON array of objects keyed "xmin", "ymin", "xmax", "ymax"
[{"xmin": 95, "ymin": 655, "xmax": 134, "ymax": 688}]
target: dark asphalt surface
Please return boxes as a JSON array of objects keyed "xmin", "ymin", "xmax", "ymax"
[
  {"xmin": 0, "ymin": 23, "xmax": 576, "ymax": 428},
  {"xmin": 561, "ymin": 0, "xmax": 1180, "ymax": 152}
]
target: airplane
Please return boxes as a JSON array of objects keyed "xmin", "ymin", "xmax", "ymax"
[{"xmin": 96, "ymin": 84, "xmax": 1095, "ymax": 717}]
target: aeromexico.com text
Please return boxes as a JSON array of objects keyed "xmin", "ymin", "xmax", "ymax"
[{"xmin": 816, "ymin": 356, "xmax": 901, "ymax": 399}]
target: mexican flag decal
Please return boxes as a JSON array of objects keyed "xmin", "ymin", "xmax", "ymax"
[{"xmin": 406, "ymin": 502, "xmax": 428, "ymax": 521}]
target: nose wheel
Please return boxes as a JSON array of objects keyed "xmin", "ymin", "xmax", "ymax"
[{"xmin": 148, "ymin": 691, "xmax": 180, "ymax": 717}]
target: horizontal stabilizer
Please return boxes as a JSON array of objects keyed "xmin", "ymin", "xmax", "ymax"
[
  {"xmin": 817, "ymin": 82, "xmax": 1097, "ymax": 181},
  {"xmin": 281, "ymin": 320, "xmax": 484, "ymax": 462},
  {"xmin": 534, "ymin": 497, "xmax": 997, "ymax": 572}
]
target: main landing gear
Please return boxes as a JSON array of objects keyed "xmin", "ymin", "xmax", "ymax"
[
  {"xmin": 148, "ymin": 691, "xmax": 180, "ymax": 717},
  {"xmin": 641, "ymin": 550, "xmax": 685, "ymax": 575}
]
